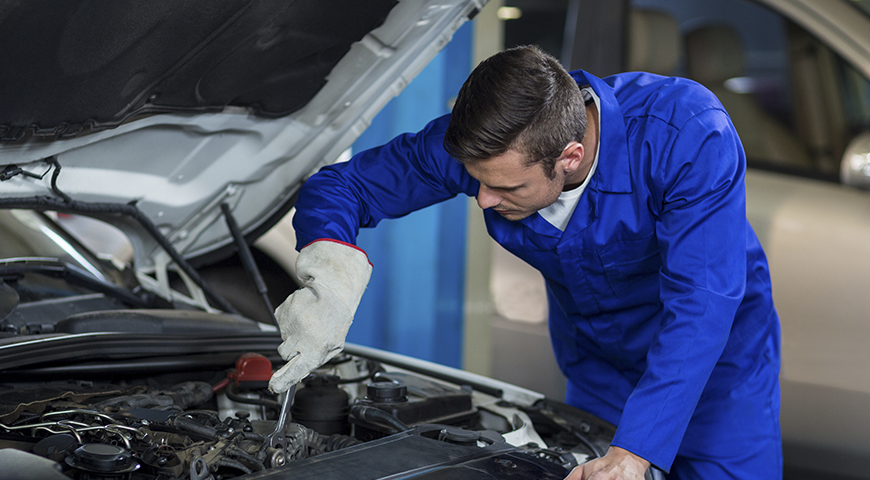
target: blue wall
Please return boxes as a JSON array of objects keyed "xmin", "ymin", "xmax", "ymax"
[{"xmin": 345, "ymin": 23, "xmax": 474, "ymax": 368}]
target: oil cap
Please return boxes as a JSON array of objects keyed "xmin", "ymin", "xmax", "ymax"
[
  {"xmin": 438, "ymin": 427, "xmax": 480, "ymax": 446},
  {"xmin": 65, "ymin": 444, "xmax": 140, "ymax": 474},
  {"xmin": 366, "ymin": 381, "xmax": 408, "ymax": 403}
]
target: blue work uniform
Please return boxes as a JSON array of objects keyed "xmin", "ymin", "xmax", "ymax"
[{"xmin": 292, "ymin": 70, "xmax": 782, "ymax": 478}]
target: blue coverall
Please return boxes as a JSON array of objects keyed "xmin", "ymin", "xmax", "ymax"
[{"xmin": 292, "ymin": 70, "xmax": 782, "ymax": 478}]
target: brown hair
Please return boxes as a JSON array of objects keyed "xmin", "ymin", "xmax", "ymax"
[{"xmin": 443, "ymin": 45, "xmax": 586, "ymax": 178}]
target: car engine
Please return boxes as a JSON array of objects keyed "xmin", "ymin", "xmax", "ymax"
[
  {"xmin": 0, "ymin": 211, "xmax": 658, "ymax": 479},
  {"xmin": 0, "ymin": 349, "xmax": 618, "ymax": 480}
]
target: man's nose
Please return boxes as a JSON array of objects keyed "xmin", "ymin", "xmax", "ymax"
[{"xmin": 476, "ymin": 185, "xmax": 502, "ymax": 210}]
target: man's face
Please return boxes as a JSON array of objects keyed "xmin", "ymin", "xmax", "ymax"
[{"xmin": 464, "ymin": 149, "xmax": 565, "ymax": 221}]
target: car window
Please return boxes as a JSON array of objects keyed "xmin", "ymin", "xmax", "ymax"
[{"xmin": 631, "ymin": 0, "xmax": 870, "ymax": 182}]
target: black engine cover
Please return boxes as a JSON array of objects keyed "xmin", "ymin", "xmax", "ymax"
[{"xmin": 250, "ymin": 428, "xmax": 570, "ymax": 479}]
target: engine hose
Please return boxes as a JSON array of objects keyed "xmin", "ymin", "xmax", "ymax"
[
  {"xmin": 255, "ymin": 441, "xmax": 270, "ymax": 462},
  {"xmin": 226, "ymin": 445, "xmax": 265, "ymax": 472},
  {"xmin": 182, "ymin": 410, "xmax": 222, "ymax": 423},
  {"xmin": 349, "ymin": 405, "xmax": 410, "ymax": 433},
  {"xmin": 336, "ymin": 360, "xmax": 384, "ymax": 384},
  {"xmin": 227, "ymin": 431, "xmax": 264, "ymax": 443},
  {"xmin": 225, "ymin": 383, "xmax": 282, "ymax": 412},
  {"xmin": 322, "ymin": 433, "xmax": 362, "ymax": 451},
  {"xmin": 172, "ymin": 415, "xmax": 218, "ymax": 440},
  {"xmin": 215, "ymin": 457, "xmax": 252, "ymax": 475},
  {"xmin": 572, "ymin": 430, "xmax": 604, "ymax": 459},
  {"xmin": 167, "ymin": 382, "xmax": 214, "ymax": 410}
]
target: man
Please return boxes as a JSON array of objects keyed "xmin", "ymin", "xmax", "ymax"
[{"xmin": 268, "ymin": 45, "xmax": 782, "ymax": 479}]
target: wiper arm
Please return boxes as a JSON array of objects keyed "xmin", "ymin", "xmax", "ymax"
[
  {"xmin": 0, "ymin": 157, "xmax": 238, "ymax": 314},
  {"xmin": 0, "ymin": 257, "xmax": 149, "ymax": 308}
]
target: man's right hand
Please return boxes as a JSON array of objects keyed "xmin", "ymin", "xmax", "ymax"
[
  {"xmin": 565, "ymin": 447, "xmax": 650, "ymax": 480},
  {"xmin": 268, "ymin": 239, "xmax": 372, "ymax": 394}
]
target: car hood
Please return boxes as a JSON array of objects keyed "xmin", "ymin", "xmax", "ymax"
[{"xmin": 0, "ymin": 0, "xmax": 481, "ymax": 272}]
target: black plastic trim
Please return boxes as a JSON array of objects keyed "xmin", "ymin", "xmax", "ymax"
[{"xmin": 0, "ymin": 332, "xmax": 281, "ymax": 371}]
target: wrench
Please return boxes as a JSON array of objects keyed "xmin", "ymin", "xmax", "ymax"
[{"xmin": 266, "ymin": 383, "xmax": 297, "ymax": 451}]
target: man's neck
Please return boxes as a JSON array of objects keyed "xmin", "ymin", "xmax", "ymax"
[{"xmin": 564, "ymin": 101, "xmax": 600, "ymax": 191}]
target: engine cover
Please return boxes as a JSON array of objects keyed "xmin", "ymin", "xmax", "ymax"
[{"xmin": 262, "ymin": 426, "xmax": 570, "ymax": 479}]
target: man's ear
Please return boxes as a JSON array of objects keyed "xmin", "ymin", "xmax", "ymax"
[{"xmin": 560, "ymin": 141, "xmax": 585, "ymax": 174}]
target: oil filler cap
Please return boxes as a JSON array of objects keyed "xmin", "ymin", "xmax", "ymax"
[
  {"xmin": 438, "ymin": 427, "xmax": 480, "ymax": 446},
  {"xmin": 366, "ymin": 381, "xmax": 408, "ymax": 403},
  {"xmin": 66, "ymin": 444, "xmax": 140, "ymax": 473}
]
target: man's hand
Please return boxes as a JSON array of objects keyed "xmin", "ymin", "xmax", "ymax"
[
  {"xmin": 565, "ymin": 447, "xmax": 651, "ymax": 480},
  {"xmin": 268, "ymin": 240, "xmax": 372, "ymax": 394}
]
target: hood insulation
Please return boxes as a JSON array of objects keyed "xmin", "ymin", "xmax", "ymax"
[{"xmin": 0, "ymin": 0, "xmax": 397, "ymax": 142}]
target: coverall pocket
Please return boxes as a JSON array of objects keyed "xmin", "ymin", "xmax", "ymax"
[{"xmin": 597, "ymin": 234, "xmax": 660, "ymax": 298}]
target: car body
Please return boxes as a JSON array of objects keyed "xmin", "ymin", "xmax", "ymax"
[{"xmin": 0, "ymin": 1, "xmax": 672, "ymax": 479}]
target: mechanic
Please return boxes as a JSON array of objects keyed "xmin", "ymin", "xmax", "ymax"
[{"xmin": 268, "ymin": 45, "xmax": 782, "ymax": 480}]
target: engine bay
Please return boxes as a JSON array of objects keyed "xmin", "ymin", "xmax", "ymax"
[
  {"xmin": 0, "ymin": 211, "xmax": 622, "ymax": 479},
  {"xmin": 0, "ymin": 349, "xmax": 614, "ymax": 480}
]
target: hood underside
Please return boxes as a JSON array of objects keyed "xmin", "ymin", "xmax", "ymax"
[
  {"xmin": 0, "ymin": 0, "xmax": 396, "ymax": 141},
  {"xmin": 0, "ymin": 0, "xmax": 482, "ymax": 276}
]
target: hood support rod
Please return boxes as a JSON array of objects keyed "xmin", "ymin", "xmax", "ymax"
[{"xmin": 221, "ymin": 202, "xmax": 278, "ymax": 324}]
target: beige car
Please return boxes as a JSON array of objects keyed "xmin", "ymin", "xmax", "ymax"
[
  {"xmin": 640, "ymin": 1, "xmax": 870, "ymax": 477},
  {"xmin": 495, "ymin": 0, "xmax": 870, "ymax": 477}
]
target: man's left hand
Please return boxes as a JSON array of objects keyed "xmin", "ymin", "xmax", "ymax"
[{"xmin": 565, "ymin": 446, "xmax": 651, "ymax": 480}]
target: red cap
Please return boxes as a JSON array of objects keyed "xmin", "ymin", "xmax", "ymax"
[{"xmin": 227, "ymin": 353, "xmax": 273, "ymax": 386}]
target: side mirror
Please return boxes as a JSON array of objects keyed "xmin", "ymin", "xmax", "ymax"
[{"xmin": 840, "ymin": 132, "xmax": 870, "ymax": 188}]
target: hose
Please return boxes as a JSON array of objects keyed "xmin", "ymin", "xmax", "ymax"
[
  {"xmin": 336, "ymin": 360, "xmax": 384, "ymax": 384},
  {"xmin": 349, "ymin": 405, "xmax": 410, "ymax": 433},
  {"xmin": 226, "ymin": 445, "xmax": 266, "ymax": 472},
  {"xmin": 322, "ymin": 433, "xmax": 362, "ymax": 451},
  {"xmin": 215, "ymin": 457, "xmax": 252, "ymax": 475},
  {"xmin": 171, "ymin": 415, "xmax": 218, "ymax": 440},
  {"xmin": 225, "ymin": 383, "xmax": 282, "ymax": 412}
]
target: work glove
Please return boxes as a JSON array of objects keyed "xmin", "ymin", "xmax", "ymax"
[{"xmin": 268, "ymin": 239, "xmax": 372, "ymax": 394}]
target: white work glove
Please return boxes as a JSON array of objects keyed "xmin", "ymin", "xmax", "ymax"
[{"xmin": 268, "ymin": 239, "xmax": 372, "ymax": 394}]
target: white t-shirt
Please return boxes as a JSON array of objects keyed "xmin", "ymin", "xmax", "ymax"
[{"xmin": 539, "ymin": 87, "xmax": 601, "ymax": 231}]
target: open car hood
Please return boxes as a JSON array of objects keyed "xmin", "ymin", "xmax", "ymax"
[{"xmin": 0, "ymin": 0, "xmax": 482, "ymax": 272}]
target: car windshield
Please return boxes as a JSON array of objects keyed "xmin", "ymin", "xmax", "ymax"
[{"xmin": 0, "ymin": 210, "xmax": 119, "ymax": 284}]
